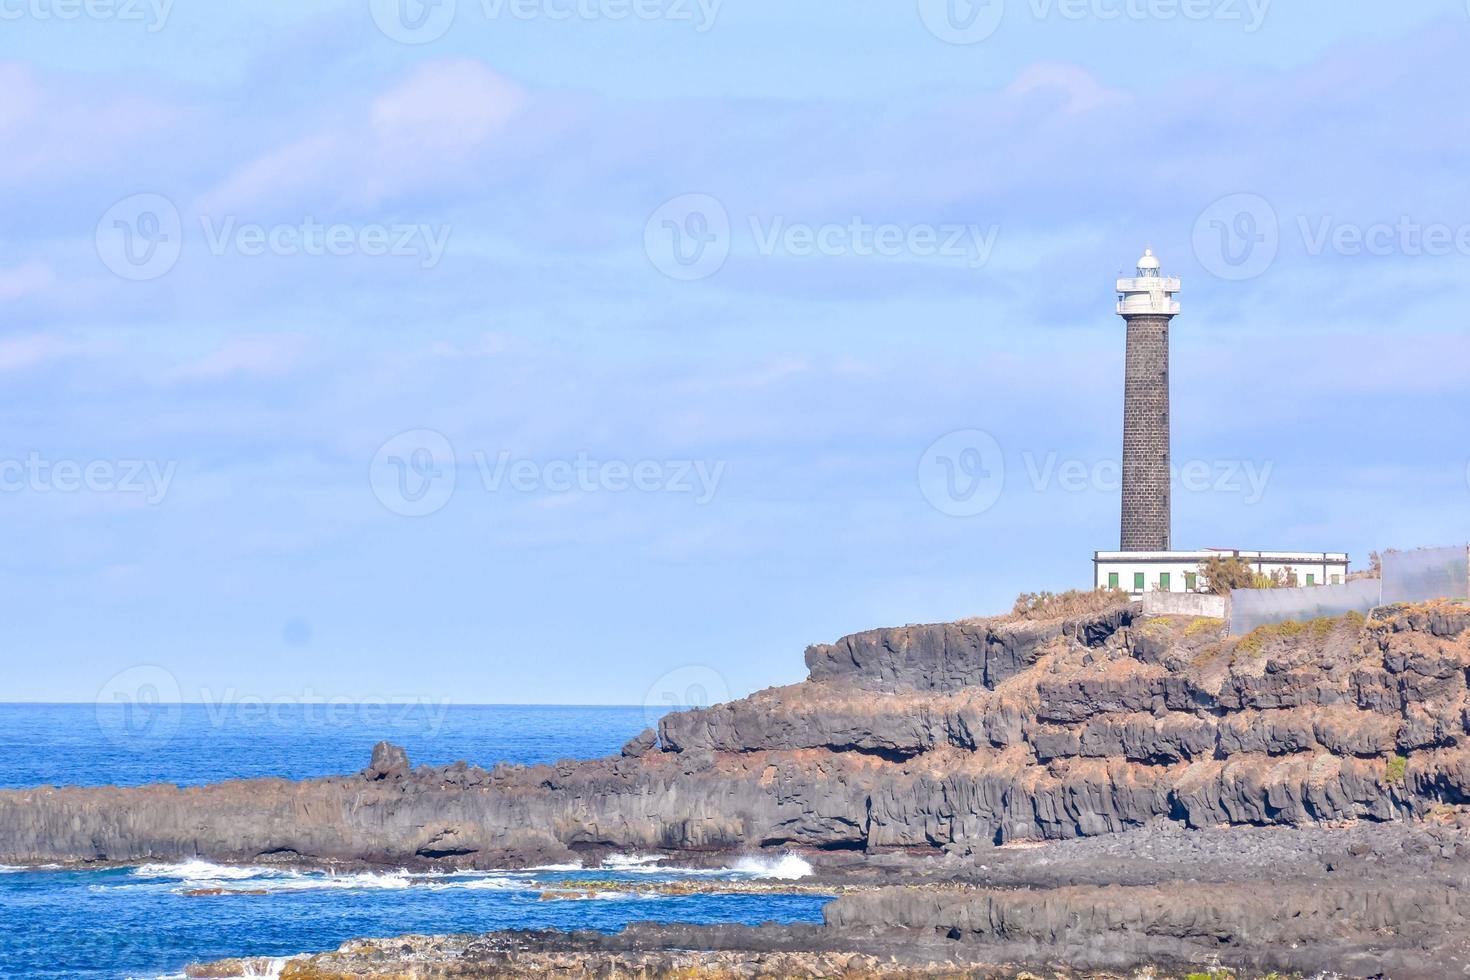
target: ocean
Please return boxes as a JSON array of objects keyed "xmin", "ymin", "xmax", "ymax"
[{"xmin": 0, "ymin": 704, "xmax": 829, "ymax": 980}]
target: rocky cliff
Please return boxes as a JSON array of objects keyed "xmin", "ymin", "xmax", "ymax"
[{"xmin": 4, "ymin": 600, "xmax": 1470, "ymax": 868}]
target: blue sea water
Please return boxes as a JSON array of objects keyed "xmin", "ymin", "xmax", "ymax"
[
  {"xmin": 0, "ymin": 703, "xmax": 656, "ymax": 788},
  {"xmin": 0, "ymin": 704, "xmax": 830, "ymax": 980}
]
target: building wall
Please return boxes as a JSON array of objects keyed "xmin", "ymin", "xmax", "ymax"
[
  {"xmin": 1142, "ymin": 591, "xmax": 1229, "ymax": 619},
  {"xmin": 1120, "ymin": 314, "xmax": 1172, "ymax": 551},
  {"xmin": 1095, "ymin": 551, "xmax": 1350, "ymax": 596}
]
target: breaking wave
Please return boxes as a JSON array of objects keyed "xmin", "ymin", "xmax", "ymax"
[
  {"xmin": 732, "ymin": 854, "xmax": 814, "ymax": 880},
  {"xmin": 90, "ymin": 851, "xmax": 813, "ymax": 895}
]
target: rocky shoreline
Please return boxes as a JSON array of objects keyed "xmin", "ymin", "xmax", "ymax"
[
  {"xmin": 8, "ymin": 598, "xmax": 1470, "ymax": 976},
  {"xmin": 182, "ymin": 821, "xmax": 1470, "ymax": 978}
]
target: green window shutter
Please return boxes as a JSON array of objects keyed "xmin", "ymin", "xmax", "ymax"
[
  {"xmin": 1185, "ymin": 572, "xmax": 1197, "ymax": 592},
  {"xmin": 1134, "ymin": 572, "xmax": 1145, "ymax": 592},
  {"xmin": 1159, "ymin": 573, "xmax": 1171, "ymax": 591},
  {"xmin": 1306, "ymin": 574, "xmax": 1315, "ymax": 586},
  {"xmin": 1108, "ymin": 572, "xmax": 1120, "ymax": 590}
]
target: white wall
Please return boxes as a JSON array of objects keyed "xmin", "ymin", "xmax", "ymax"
[{"xmin": 1095, "ymin": 552, "xmax": 1350, "ymax": 596}]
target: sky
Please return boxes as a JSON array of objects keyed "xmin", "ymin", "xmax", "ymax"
[{"xmin": 1, "ymin": 0, "xmax": 1468, "ymax": 709}]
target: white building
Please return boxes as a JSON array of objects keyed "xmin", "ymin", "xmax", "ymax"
[{"xmin": 1094, "ymin": 549, "xmax": 1351, "ymax": 597}]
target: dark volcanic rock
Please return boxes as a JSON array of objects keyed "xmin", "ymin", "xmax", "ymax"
[
  {"xmin": 363, "ymin": 741, "xmax": 410, "ymax": 780},
  {"xmin": 621, "ymin": 729, "xmax": 657, "ymax": 758},
  {"xmin": 4, "ymin": 599, "xmax": 1470, "ymax": 873}
]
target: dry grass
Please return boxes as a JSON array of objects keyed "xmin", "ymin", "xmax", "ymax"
[{"xmin": 1003, "ymin": 588, "xmax": 1132, "ymax": 623}]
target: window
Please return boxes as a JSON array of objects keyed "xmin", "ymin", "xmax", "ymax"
[
  {"xmin": 1331, "ymin": 575, "xmax": 1341, "ymax": 585},
  {"xmin": 1185, "ymin": 572, "xmax": 1197, "ymax": 592},
  {"xmin": 1159, "ymin": 573, "xmax": 1171, "ymax": 591},
  {"xmin": 1134, "ymin": 572, "xmax": 1146, "ymax": 592},
  {"xmin": 1306, "ymin": 574, "xmax": 1316, "ymax": 586},
  {"xmin": 1108, "ymin": 572, "xmax": 1120, "ymax": 590}
]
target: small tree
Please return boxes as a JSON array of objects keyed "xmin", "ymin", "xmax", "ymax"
[
  {"xmin": 1200, "ymin": 555, "xmax": 1258, "ymax": 596},
  {"xmin": 1269, "ymin": 567, "xmax": 1300, "ymax": 589}
]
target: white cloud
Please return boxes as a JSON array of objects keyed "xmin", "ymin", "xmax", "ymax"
[
  {"xmin": 0, "ymin": 333, "xmax": 106, "ymax": 373},
  {"xmin": 198, "ymin": 60, "xmax": 527, "ymax": 214},
  {"xmin": 170, "ymin": 334, "xmax": 312, "ymax": 383}
]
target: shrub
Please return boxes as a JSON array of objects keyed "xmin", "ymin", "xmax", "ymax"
[
  {"xmin": 1185, "ymin": 617, "xmax": 1225, "ymax": 637},
  {"xmin": 1007, "ymin": 588, "xmax": 1130, "ymax": 622},
  {"xmin": 1200, "ymin": 556, "xmax": 1259, "ymax": 595}
]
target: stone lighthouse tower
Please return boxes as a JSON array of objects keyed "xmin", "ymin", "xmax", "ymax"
[{"xmin": 1116, "ymin": 248, "xmax": 1180, "ymax": 551}]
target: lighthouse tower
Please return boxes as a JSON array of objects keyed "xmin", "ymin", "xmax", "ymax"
[
  {"xmin": 1095, "ymin": 250, "xmax": 1347, "ymax": 598},
  {"xmin": 1116, "ymin": 248, "xmax": 1180, "ymax": 552}
]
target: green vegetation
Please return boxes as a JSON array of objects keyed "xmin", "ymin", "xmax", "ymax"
[
  {"xmin": 1185, "ymin": 616, "xmax": 1225, "ymax": 637},
  {"xmin": 1201, "ymin": 555, "xmax": 1314, "ymax": 594},
  {"xmin": 1234, "ymin": 615, "xmax": 1344, "ymax": 657},
  {"xmin": 1386, "ymin": 755, "xmax": 1408, "ymax": 785},
  {"xmin": 1200, "ymin": 555, "xmax": 1258, "ymax": 595}
]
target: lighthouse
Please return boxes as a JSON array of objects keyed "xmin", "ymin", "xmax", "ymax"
[
  {"xmin": 1093, "ymin": 248, "xmax": 1347, "ymax": 600},
  {"xmin": 1116, "ymin": 248, "xmax": 1180, "ymax": 552}
]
